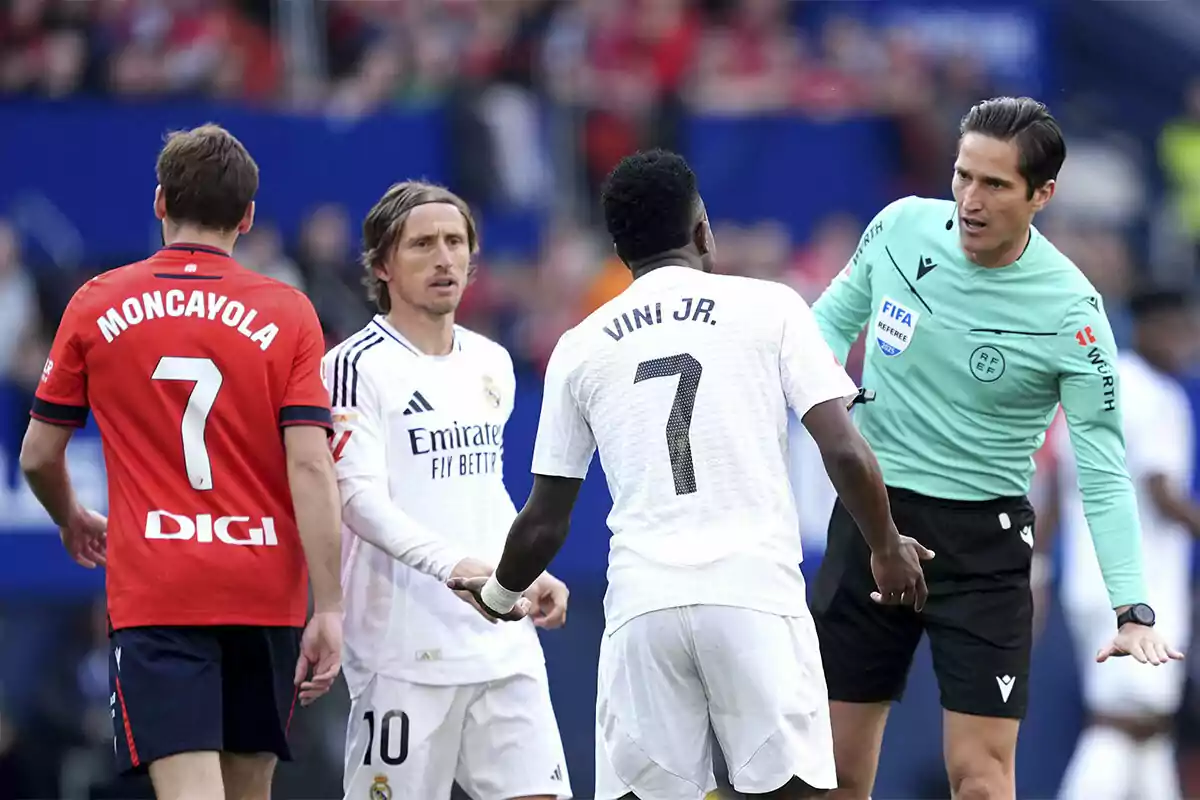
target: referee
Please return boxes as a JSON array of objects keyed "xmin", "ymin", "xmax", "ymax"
[{"xmin": 809, "ymin": 96, "xmax": 1184, "ymax": 800}]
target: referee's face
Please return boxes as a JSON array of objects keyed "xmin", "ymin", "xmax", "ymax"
[
  {"xmin": 952, "ymin": 133, "xmax": 1053, "ymax": 266},
  {"xmin": 383, "ymin": 203, "xmax": 472, "ymax": 317}
]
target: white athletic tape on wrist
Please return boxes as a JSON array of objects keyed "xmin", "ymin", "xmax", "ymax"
[{"xmin": 480, "ymin": 575, "xmax": 521, "ymax": 614}]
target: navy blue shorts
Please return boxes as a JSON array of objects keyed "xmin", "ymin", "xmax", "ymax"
[{"xmin": 109, "ymin": 624, "xmax": 303, "ymax": 774}]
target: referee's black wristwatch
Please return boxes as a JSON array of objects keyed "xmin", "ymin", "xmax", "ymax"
[{"xmin": 1116, "ymin": 603, "xmax": 1155, "ymax": 629}]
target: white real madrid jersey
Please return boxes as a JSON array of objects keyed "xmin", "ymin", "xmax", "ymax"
[
  {"xmin": 531, "ymin": 266, "xmax": 857, "ymax": 632},
  {"xmin": 325, "ymin": 317, "xmax": 543, "ymax": 693}
]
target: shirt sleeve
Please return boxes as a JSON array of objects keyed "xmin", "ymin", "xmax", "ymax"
[
  {"xmin": 811, "ymin": 199, "xmax": 904, "ymax": 363},
  {"xmin": 323, "ymin": 349, "xmax": 467, "ymax": 580},
  {"xmin": 31, "ymin": 283, "xmax": 92, "ymax": 428},
  {"xmin": 1057, "ymin": 296, "xmax": 1146, "ymax": 609},
  {"xmin": 779, "ymin": 286, "xmax": 859, "ymax": 419},
  {"xmin": 280, "ymin": 293, "xmax": 333, "ymax": 432},
  {"xmin": 530, "ymin": 331, "xmax": 596, "ymax": 479}
]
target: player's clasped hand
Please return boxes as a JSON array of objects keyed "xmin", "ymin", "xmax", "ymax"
[
  {"xmin": 448, "ymin": 558, "xmax": 506, "ymax": 623},
  {"xmin": 1096, "ymin": 624, "xmax": 1185, "ymax": 666},
  {"xmin": 445, "ymin": 575, "xmax": 533, "ymax": 622},
  {"xmin": 869, "ymin": 535, "xmax": 935, "ymax": 611},
  {"xmin": 60, "ymin": 505, "xmax": 108, "ymax": 569}
]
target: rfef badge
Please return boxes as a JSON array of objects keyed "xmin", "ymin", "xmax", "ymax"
[{"xmin": 874, "ymin": 296, "xmax": 920, "ymax": 357}]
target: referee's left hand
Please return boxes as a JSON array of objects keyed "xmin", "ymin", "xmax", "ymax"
[{"xmin": 1097, "ymin": 624, "xmax": 1185, "ymax": 665}]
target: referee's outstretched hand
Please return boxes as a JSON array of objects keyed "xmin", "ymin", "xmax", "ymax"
[
  {"xmin": 1096, "ymin": 624, "xmax": 1185, "ymax": 666},
  {"xmin": 869, "ymin": 535, "xmax": 935, "ymax": 612}
]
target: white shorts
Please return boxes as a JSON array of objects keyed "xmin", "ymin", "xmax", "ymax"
[
  {"xmin": 594, "ymin": 605, "xmax": 836, "ymax": 800},
  {"xmin": 343, "ymin": 664, "xmax": 571, "ymax": 800},
  {"xmin": 1064, "ymin": 600, "xmax": 1190, "ymax": 718}
]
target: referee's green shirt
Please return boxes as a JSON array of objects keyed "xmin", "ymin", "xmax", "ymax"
[{"xmin": 813, "ymin": 196, "xmax": 1145, "ymax": 608}]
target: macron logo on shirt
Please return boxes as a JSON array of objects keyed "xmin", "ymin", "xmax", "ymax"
[{"xmin": 402, "ymin": 391, "xmax": 435, "ymax": 416}]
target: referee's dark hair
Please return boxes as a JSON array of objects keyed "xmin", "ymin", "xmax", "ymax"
[
  {"xmin": 602, "ymin": 149, "xmax": 700, "ymax": 266},
  {"xmin": 960, "ymin": 97, "xmax": 1066, "ymax": 200}
]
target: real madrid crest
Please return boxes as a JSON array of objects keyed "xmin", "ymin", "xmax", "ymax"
[
  {"xmin": 370, "ymin": 774, "xmax": 392, "ymax": 800},
  {"xmin": 482, "ymin": 375, "xmax": 502, "ymax": 409}
]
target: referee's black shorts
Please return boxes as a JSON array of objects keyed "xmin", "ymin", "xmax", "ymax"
[{"xmin": 811, "ymin": 487, "xmax": 1035, "ymax": 719}]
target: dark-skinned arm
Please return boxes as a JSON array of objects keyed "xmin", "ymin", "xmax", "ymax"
[
  {"xmin": 493, "ymin": 475, "xmax": 584, "ymax": 591},
  {"xmin": 778, "ymin": 283, "xmax": 901, "ymax": 555},
  {"xmin": 454, "ymin": 328, "xmax": 596, "ymax": 617},
  {"xmin": 447, "ymin": 475, "xmax": 584, "ymax": 619},
  {"xmin": 803, "ymin": 397, "xmax": 902, "ymax": 555}
]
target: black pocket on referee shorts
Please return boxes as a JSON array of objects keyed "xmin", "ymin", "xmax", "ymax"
[{"xmin": 963, "ymin": 498, "xmax": 1036, "ymax": 580}]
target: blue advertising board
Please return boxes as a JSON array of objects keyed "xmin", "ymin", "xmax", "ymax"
[
  {"xmin": 0, "ymin": 101, "xmax": 447, "ymax": 266},
  {"xmin": 791, "ymin": 0, "xmax": 1049, "ymax": 94},
  {"xmin": 0, "ymin": 100, "xmax": 906, "ymax": 265}
]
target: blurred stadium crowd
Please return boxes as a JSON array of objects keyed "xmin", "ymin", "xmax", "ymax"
[
  {"xmin": 3, "ymin": 0, "xmax": 1200, "ymax": 371},
  {"xmin": 2, "ymin": 0, "xmax": 1200, "ymax": 798}
]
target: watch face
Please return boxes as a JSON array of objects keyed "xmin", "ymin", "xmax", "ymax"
[{"xmin": 1134, "ymin": 604, "xmax": 1155, "ymax": 625}]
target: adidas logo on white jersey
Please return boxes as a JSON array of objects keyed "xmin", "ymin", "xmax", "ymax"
[
  {"xmin": 402, "ymin": 391, "xmax": 434, "ymax": 416},
  {"xmin": 550, "ymin": 764, "xmax": 563, "ymax": 782}
]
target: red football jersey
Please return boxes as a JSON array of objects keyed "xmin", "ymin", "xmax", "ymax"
[{"xmin": 34, "ymin": 243, "xmax": 333, "ymax": 629}]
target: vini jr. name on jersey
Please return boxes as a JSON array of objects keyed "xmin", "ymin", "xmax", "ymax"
[{"xmin": 603, "ymin": 296, "xmax": 718, "ymax": 341}]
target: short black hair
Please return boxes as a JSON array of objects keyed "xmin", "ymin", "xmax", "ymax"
[
  {"xmin": 601, "ymin": 149, "xmax": 699, "ymax": 264},
  {"xmin": 1129, "ymin": 287, "xmax": 1194, "ymax": 320},
  {"xmin": 960, "ymin": 97, "xmax": 1066, "ymax": 198}
]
